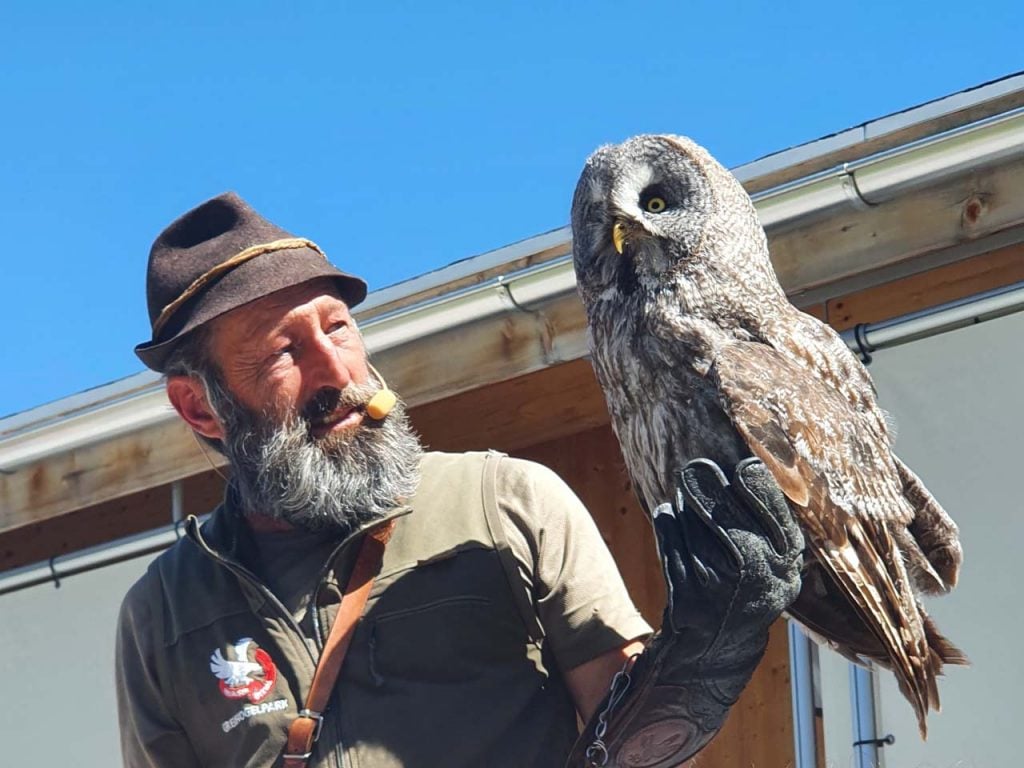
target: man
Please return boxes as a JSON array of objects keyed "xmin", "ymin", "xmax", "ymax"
[{"xmin": 116, "ymin": 192, "xmax": 802, "ymax": 767}]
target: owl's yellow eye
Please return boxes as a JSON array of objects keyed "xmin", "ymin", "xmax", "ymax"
[{"xmin": 645, "ymin": 197, "xmax": 667, "ymax": 213}]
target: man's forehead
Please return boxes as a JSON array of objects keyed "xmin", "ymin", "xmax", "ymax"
[
  {"xmin": 214, "ymin": 278, "xmax": 351, "ymax": 339},
  {"xmin": 252, "ymin": 278, "xmax": 349, "ymax": 318}
]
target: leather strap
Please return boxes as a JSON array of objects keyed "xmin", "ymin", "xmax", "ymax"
[{"xmin": 283, "ymin": 519, "xmax": 396, "ymax": 767}]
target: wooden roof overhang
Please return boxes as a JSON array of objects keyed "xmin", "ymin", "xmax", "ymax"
[{"xmin": 4, "ymin": 73, "xmax": 1024, "ymax": 573}]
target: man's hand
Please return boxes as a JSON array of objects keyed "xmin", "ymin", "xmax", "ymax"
[
  {"xmin": 655, "ymin": 456, "xmax": 804, "ymax": 666},
  {"xmin": 566, "ymin": 457, "xmax": 803, "ymax": 768}
]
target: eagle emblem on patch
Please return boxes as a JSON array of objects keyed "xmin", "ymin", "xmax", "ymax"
[{"xmin": 209, "ymin": 638, "xmax": 277, "ymax": 703}]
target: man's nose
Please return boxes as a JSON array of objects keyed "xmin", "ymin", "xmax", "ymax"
[{"xmin": 305, "ymin": 332, "xmax": 353, "ymax": 392}]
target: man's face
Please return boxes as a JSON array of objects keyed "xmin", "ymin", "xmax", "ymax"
[
  {"xmin": 198, "ymin": 278, "xmax": 422, "ymax": 532},
  {"xmin": 209, "ymin": 277, "xmax": 372, "ymax": 434}
]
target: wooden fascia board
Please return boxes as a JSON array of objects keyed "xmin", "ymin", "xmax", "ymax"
[
  {"xmin": 5, "ymin": 226, "xmax": 1024, "ymax": 570},
  {"xmin": 770, "ymin": 154, "xmax": 1024, "ymax": 304}
]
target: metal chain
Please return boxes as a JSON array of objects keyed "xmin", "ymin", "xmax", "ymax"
[{"xmin": 584, "ymin": 653, "xmax": 641, "ymax": 767}]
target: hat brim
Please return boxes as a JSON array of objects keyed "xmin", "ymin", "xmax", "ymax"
[{"xmin": 135, "ymin": 244, "xmax": 367, "ymax": 372}]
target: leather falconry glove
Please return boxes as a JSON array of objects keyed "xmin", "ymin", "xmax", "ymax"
[{"xmin": 566, "ymin": 457, "xmax": 804, "ymax": 768}]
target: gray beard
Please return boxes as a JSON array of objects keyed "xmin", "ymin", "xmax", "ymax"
[{"xmin": 210, "ymin": 379, "xmax": 423, "ymax": 534}]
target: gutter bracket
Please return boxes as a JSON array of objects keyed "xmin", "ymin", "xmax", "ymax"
[
  {"xmin": 496, "ymin": 276, "xmax": 557, "ymax": 363},
  {"xmin": 853, "ymin": 734, "xmax": 895, "ymax": 748},
  {"xmin": 495, "ymin": 276, "xmax": 540, "ymax": 316},
  {"xmin": 852, "ymin": 323, "xmax": 875, "ymax": 365},
  {"xmin": 839, "ymin": 163, "xmax": 875, "ymax": 210},
  {"xmin": 47, "ymin": 557, "xmax": 61, "ymax": 589}
]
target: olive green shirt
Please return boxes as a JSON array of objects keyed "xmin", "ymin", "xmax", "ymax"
[{"xmin": 115, "ymin": 451, "xmax": 651, "ymax": 767}]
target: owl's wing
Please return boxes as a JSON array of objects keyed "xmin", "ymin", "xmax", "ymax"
[
  {"xmin": 710, "ymin": 340, "xmax": 910, "ymax": 523},
  {"xmin": 761, "ymin": 312, "xmax": 962, "ymax": 594},
  {"xmin": 709, "ymin": 340, "xmax": 939, "ymax": 734}
]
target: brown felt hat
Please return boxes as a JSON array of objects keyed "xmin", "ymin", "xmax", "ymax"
[{"xmin": 135, "ymin": 192, "xmax": 367, "ymax": 372}]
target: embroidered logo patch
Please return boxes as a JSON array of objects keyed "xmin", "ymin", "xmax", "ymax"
[{"xmin": 209, "ymin": 637, "xmax": 277, "ymax": 703}]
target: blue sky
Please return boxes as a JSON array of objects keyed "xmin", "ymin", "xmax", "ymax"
[{"xmin": 1, "ymin": 1, "xmax": 1021, "ymax": 418}]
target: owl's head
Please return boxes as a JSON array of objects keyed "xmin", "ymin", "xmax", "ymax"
[{"xmin": 570, "ymin": 134, "xmax": 771, "ymax": 314}]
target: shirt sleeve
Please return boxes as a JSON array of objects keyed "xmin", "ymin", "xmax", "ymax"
[
  {"xmin": 115, "ymin": 576, "xmax": 202, "ymax": 768},
  {"xmin": 494, "ymin": 456, "xmax": 652, "ymax": 672}
]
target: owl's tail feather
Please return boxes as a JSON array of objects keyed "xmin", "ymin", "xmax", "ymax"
[
  {"xmin": 897, "ymin": 606, "xmax": 970, "ymax": 738},
  {"xmin": 791, "ymin": 554, "xmax": 966, "ymax": 740}
]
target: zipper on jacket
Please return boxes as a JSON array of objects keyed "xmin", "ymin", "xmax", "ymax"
[
  {"xmin": 312, "ymin": 544, "xmax": 347, "ymax": 768},
  {"xmin": 192, "ymin": 533, "xmax": 319, "ymax": 665}
]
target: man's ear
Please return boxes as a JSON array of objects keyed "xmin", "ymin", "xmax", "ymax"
[{"xmin": 166, "ymin": 376, "xmax": 226, "ymax": 441}]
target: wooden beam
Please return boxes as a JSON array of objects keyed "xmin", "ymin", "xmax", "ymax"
[
  {"xmin": 825, "ymin": 240, "xmax": 1024, "ymax": 330},
  {"xmin": 0, "ymin": 361, "xmax": 608, "ymax": 573},
  {"xmin": 0, "ymin": 290, "xmax": 588, "ymax": 543},
  {"xmin": 372, "ymin": 289, "xmax": 588, "ymax": 406},
  {"xmin": 0, "ymin": 419, "xmax": 222, "ymax": 534},
  {"xmin": 410, "ymin": 358, "xmax": 608, "ymax": 455}
]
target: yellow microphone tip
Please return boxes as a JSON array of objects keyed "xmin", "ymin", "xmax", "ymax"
[{"xmin": 366, "ymin": 389, "xmax": 397, "ymax": 420}]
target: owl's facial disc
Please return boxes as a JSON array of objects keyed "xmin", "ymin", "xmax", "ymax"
[{"xmin": 571, "ymin": 135, "xmax": 709, "ymax": 305}]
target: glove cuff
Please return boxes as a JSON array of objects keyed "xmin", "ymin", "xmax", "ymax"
[{"xmin": 565, "ymin": 627, "xmax": 769, "ymax": 767}]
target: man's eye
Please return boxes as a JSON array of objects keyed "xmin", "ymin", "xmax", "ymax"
[
  {"xmin": 328, "ymin": 321, "xmax": 349, "ymax": 335},
  {"xmin": 274, "ymin": 344, "xmax": 295, "ymax": 358}
]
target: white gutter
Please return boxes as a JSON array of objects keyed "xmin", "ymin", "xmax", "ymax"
[
  {"xmin": 754, "ymin": 106, "xmax": 1024, "ymax": 230},
  {"xmin": 359, "ymin": 255, "xmax": 575, "ymax": 352},
  {"xmin": 4, "ymin": 107, "xmax": 1024, "ymax": 473},
  {"xmin": 358, "ymin": 227, "xmax": 571, "ymax": 316}
]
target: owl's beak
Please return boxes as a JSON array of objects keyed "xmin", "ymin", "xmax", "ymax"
[{"xmin": 612, "ymin": 220, "xmax": 628, "ymax": 255}]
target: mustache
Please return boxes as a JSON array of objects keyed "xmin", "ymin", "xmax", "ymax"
[{"xmin": 299, "ymin": 384, "xmax": 374, "ymax": 425}]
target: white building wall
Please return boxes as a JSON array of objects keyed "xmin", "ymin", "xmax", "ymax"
[
  {"xmin": 819, "ymin": 310, "xmax": 1024, "ymax": 768},
  {"xmin": 0, "ymin": 556, "xmax": 150, "ymax": 765}
]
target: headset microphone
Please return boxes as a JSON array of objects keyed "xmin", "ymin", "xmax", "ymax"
[{"xmin": 366, "ymin": 363, "xmax": 397, "ymax": 420}]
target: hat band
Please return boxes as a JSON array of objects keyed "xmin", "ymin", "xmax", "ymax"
[{"xmin": 151, "ymin": 237, "xmax": 326, "ymax": 338}]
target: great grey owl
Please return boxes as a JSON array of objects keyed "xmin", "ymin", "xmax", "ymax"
[{"xmin": 570, "ymin": 134, "xmax": 967, "ymax": 737}]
